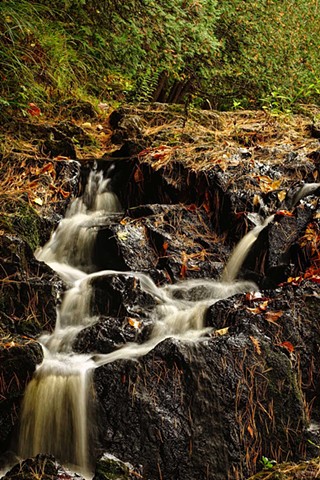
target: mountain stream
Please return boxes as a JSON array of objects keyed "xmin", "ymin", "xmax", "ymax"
[{"xmin": 15, "ymin": 167, "xmax": 270, "ymax": 477}]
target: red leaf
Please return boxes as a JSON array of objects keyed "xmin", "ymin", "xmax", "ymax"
[
  {"xmin": 27, "ymin": 103, "xmax": 41, "ymax": 116},
  {"xmin": 275, "ymin": 210, "xmax": 294, "ymax": 217},
  {"xmin": 279, "ymin": 341, "xmax": 294, "ymax": 353},
  {"xmin": 180, "ymin": 263, "xmax": 187, "ymax": 279},
  {"xmin": 162, "ymin": 241, "xmax": 169, "ymax": 253}
]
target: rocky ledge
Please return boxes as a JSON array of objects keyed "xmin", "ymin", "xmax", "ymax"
[{"xmin": 1, "ymin": 104, "xmax": 320, "ymax": 479}]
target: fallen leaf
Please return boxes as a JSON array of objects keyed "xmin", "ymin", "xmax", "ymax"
[
  {"xmin": 279, "ymin": 341, "xmax": 294, "ymax": 353},
  {"xmin": 275, "ymin": 210, "xmax": 294, "ymax": 217},
  {"xmin": 310, "ymin": 275, "xmax": 320, "ymax": 284},
  {"xmin": 259, "ymin": 300, "xmax": 269, "ymax": 311},
  {"xmin": 286, "ymin": 275, "xmax": 302, "ymax": 285},
  {"xmin": 58, "ymin": 188, "xmax": 71, "ymax": 198},
  {"xmin": 265, "ymin": 310, "xmax": 283, "ymax": 323},
  {"xmin": 27, "ymin": 103, "xmax": 41, "ymax": 116},
  {"xmin": 277, "ymin": 190, "xmax": 287, "ymax": 202},
  {"xmin": 117, "ymin": 231, "xmax": 128, "ymax": 241},
  {"xmin": 127, "ymin": 317, "xmax": 141, "ymax": 329},
  {"xmin": 33, "ymin": 197, "xmax": 43, "ymax": 206},
  {"xmin": 215, "ymin": 327, "xmax": 229, "ymax": 336},
  {"xmin": 250, "ymin": 336, "xmax": 261, "ymax": 354},
  {"xmin": 134, "ymin": 167, "xmax": 144, "ymax": 183},
  {"xmin": 246, "ymin": 291, "xmax": 263, "ymax": 301},
  {"xmin": 162, "ymin": 241, "xmax": 169, "ymax": 253},
  {"xmin": 180, "ymin": 263, "xmax": 187, "ymax": 278},
  {"xmin": 247, "ymin": 425, "xmax": 254, "ymax": 438},
  {"xmin": 246, "ymin": 306, "xmax": 262, "ymax": 314}
]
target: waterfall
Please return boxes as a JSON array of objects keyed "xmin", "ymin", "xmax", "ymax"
[
  {"xmin": 17, "ymin": 168, "xmax": 122, "ymax": 475},
  {"xmin": 222, "ymin": 214, "xmax": 274, "ymax": 282},
  {"xmin": 16, "ymin": 167, "xmax": 260, "ymax": 476}
]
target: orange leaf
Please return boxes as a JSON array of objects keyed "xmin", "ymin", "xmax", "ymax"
[
  {"xmin": 246, "ymin": 306, "xmax": 262, "ymax": 314},
  {"xmin": 275, "ymin": 210, "xmax": 294, "ymax": 217},
  {"xmin": 162, "ymin": 241, "xmax": 169, "ymax": 253},
  {"xmin": 134, "ymin": 167, "xmax": 144, "ymax": 183},
  {"xmin": 128, "ymin": 317, "xmax": 141, "ymax": 329},
  {"xmin": 279, "ymin": 341, "xmax": 294, "ymax": 353},
  {"xmin": 286, "ymin": 276, "xmax": 303, "ymax": 286},
  {"xmin": 250, "ymin": 336, "xmax": 261, "ymax": 355},
  {"xmin": 247, "ymin": 425, "xmax": 254, "ymax": 438},
  {"xmin": 265, "ymin": 310, "xmax": 283, "ymax": 323},
  {"xmin": 58, "ymin": 188, "xmax": 71, "ymax": 198},
  {"xmin": 180, "ymin": 264, "xmax": 187, "ymax": 279}
]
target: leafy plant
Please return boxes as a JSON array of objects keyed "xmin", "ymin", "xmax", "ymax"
[{"xmin": 260, "ymin": 456, "xmax": 277, "ymax": 470}]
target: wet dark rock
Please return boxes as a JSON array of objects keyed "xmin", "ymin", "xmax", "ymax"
[
  {"xmin": 0, "ymin": 454, "xmax": 84, "ymax": 480},
  {"xmin": 206, "ymin": 281, "xmax": 320, "ymax": 418},
  {"xmin": 239, "ymin": 204, "xmax": 317, "ymax": 288},
  {"xmin": 93, "ymin": 216, "xmax": 159, "ymax": 274},
  {"xmin": 0, "ymin": 234, "xmax": 60, "ymax": 336},
  {"xmin": 93, "ymin": 452, "xmax": 142, "ymax": 480},
  {"xmin": 73, "ymin": 316, "xmax": 150, "ymax": 354},
  {"xmin": 90, "ymin": 274, "xmax": 157, "ymax": 320},
  {"xmin": 137, "ymin": 204, "xmax": 228, "ymax": 281},
  {"xmin": 0, "ymin": 338, "xmax": 43, "ymax": 452},
  {"xmin": 94, "ymin": 335, "xmax": 305, "ymax": 480},
  {"xmin": 93, "ymin": 204, "xmax": 226, "ymax": 282}
]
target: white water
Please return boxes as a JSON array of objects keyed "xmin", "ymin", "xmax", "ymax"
[
  {"xmin": 222, "ymin": 214, "xmax": 274, "ymax": 282},
  {"xmin": 16, "ymin": 167, "xmax": 264, "ymax": 476}
]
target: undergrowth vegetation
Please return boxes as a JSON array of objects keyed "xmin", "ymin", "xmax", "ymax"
[{"xmin": 0, "ymin": 0, "xmax": 319, "ymax": 117}]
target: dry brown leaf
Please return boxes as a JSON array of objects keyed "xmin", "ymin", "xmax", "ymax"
[
  {"xmin": 127, "ymin": 317, "xmax": 141, "ymax": 329},
  {"xmin": 253, "ymin": 194, "xmax": 261, "ymax": 206},
  {"xmin": 215, "ymin": 327, "xmax": 229, "ymax": 336},
  {"xmin": 246, "ymin": 306, "xmax": 262, "ymax": 314},
  {"xmin": 58, "ymin": 188, "xmax": 71, "ymax": 198},
  {"xmin": 277, "ymin": 190, "xmax": 286, "ymax": 202},
  {"xmin": 265, "ymin": 310, "xmax": 283, "ymax": 323},
  {"xmin": 259, "ymin": 300, "xmax": 269, "ymax": 311},
  {"xmin": 250, "ymin": 336, "xmax": 261, "ymax": 355},
  {"xmin": 134, "ymin": 167, "xmax": 144, "ymax": 183},
  {"xmin": 246, "ymin": 291, "xmax": 263, "ymax": 301}
]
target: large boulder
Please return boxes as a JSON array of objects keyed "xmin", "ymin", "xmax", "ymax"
[
  {"xmin": 94, "ymin": 334, "xmax": 306, "ymax": 480},
  {"xmin": 0, "ymin": 339, "xmax": 43, "ymax": 452}
]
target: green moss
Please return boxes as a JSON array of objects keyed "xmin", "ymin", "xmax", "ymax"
[
  {"xmin": 0, "ymin": 195, "xmax": 41, "ymax": 250},
  {"xmin": 94, "ymin": 454, "xmax": 131, "ymax": 480}
]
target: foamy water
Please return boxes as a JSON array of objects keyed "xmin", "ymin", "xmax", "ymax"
[{"xmin": 16, "ymin": 167, "xmax": 261, "ymax": 476}]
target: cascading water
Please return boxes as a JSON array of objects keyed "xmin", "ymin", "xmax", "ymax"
[{"xmin": 16, "ymin": 166, "xmax": 263, "ymax": 476}]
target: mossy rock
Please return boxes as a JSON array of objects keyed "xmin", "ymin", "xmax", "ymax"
[
  {"xmin": 93, "ymin": 453, "xmax": 133, "ymax": 480},
  {"xmin": 0, "ymin": 195, "xmax": 42, "ymax": 250}
]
